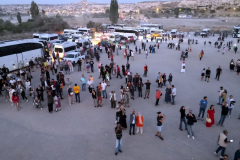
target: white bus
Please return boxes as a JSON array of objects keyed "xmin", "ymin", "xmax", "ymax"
[
  {"xmin": 39, "ymin": 34, "xmax": 59, "ymax": 42},
  {"xmin": 140, "ymin": 24, "xmax": 163, "ymax": 29},
  {"xmin": 233, "ymin": 25, "xmax": 240, "ymax": 38},
  {"xmin": 54, "ymin": 42, "xmax": 77, "ymax": 59},
  {"xmin": 171, "ymin": 29, "xmax": 178, "ymax": 38},
  {"xmin": 63, "ymin": 29, "xmax": 82, "ymax": 36},
  {"xmin": 0, "ymin": 39, "xmax": 43, "ymax": 71},
  {"xmin": 107, "ymin": 26, "xmax": 120, "ymax": 32},
  {"xmin": 114, "ymin": 28, "xmax": 139, "ymax": 38},
  {"xmin": 77, "ymin": 28, "xmax": 91, "ymax": 35}
]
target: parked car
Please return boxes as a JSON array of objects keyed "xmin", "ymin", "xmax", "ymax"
[
  {"xmin": 99, "ymin": 40, "xmax": 111, "ymax": 47},
  {"xmin": 58, "ymin": 35, "xmax": 68, "ymax": 41},
  {"xmin": 62, "ymin": 51, "xmax": 85, "ymax": 65},
  {"xmin": 120, "ymin": 36, "xmax": 128, "ymax": 44}
]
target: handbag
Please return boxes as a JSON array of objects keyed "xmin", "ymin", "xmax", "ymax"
[
  {"xmin": 206, "ymin": 117, "xmax": 211, "ymax": 123},
  {"xmin": 155, "ymin": 79, "xmax": 158, "ymax": 83}
]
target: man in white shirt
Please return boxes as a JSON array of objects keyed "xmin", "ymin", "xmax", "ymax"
[
  {"xmin": 101, "ymin": 80, "xmax": 107, "ymax": 98},
  {"xmin": 227, "ymin": 95, "xmax": 235, "ymax": 117},
  {"xmin": 9, "ymin": 78, "xmax": 16, "ymax": 86},
  {"xmin": 170, "ymin": 85, "xmax": 176, "ymax": 105},
  {"xmin": 218, "ymin": 86, "xmax": 224, "ymax": 105},
  {"xmin": 214, "ymin": 130, "xmax": 232, "ymax": 158}
]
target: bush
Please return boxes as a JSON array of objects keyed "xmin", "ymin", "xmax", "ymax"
[{"xmin": 210, "ymin": 10, "xmax": 216, "ymax": 13}]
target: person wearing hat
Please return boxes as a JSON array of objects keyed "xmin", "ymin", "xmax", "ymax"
[
  {"xmin": 115, "ymin": 122, "xmax": 123, "ymax": 155},
  {"xmin": 214, "ymin": 130, "xmax": 232, "ymax": 159},
  {"xmin": 155, "ymin": 111, "xmax": 165, "ymax": 140}
]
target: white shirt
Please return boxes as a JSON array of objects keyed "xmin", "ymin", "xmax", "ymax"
[
  {"xmin": 219, "ymin": 89, "xmax": 224, "ymax": 96},
  {"xmin": 172, "ymin": 88, "xmax": 176, "ymax": 95},
  {"xmin": 131, "ymin": 52, "xmax": 134, "ymax": 56},
  {"xmin": 87, "ymin": 80, "xmax": 93, "ymax": 86},
  {"xmin": 10, "ymin": 79, "xmax": 16, "ymax": 84},
  {"xmin": 228, "ymin": 98, "xmax": 234, "ymax": 109},
  {"xmin": 25, "ymin": 81, "xmax": 31, "ymax": 87},
  {"xmin": 101, "ymin": 83, "xmax": 107, "ymax": 90},
  {"xmin": 132, "ymin": 115, "xmax": 135, "ymax": 124}
]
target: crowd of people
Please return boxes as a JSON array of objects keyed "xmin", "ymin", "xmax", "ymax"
[{"xmin": 0, "ymin": 32, "xmax": 240, "ymax": 160}]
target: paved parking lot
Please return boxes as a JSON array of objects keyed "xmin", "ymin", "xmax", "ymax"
[{"xmin": 0, "ymin": 34, "xmax": 240, "ymax": 160}]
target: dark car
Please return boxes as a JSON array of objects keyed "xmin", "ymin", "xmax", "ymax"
[
  {"xmin": 99, "ymin": 40, "xmax": 111, "ymax": 47},
  {"xmin": 58, "ymin": 35, "xmax": 68, "ymax": 41},
  {"xmin": 194, "ymin": 31, "xmax": 200, "ymax": 36},
  {"xmin": 120, "ymin": 36, "xmax": 128, "ymax": 44}
]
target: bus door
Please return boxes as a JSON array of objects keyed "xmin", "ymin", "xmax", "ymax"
[{"xmin": 16, "ymin": 53, "xmax": 24, "ymax": 69}]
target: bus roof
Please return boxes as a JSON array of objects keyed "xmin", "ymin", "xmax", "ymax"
[
  {"xmin": 40, "ymin": 34, "xmax": 58, "ymax": 38},
  {"xmin": 0, "ymin": 39, "xmax": 43, "ymax": 47},
  {"xmin": 78, "ymin": 28, "xmax": 90, "ymax": 30},
  {"xmin": 54, "ymin": 42, "xmax": 76, "ymax": 48}
]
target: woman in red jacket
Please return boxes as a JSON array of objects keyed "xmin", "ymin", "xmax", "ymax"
[
  {"xmin": 12, "ymin": 92, "xmax": 20, "ymax": 111},
  {"xmin": 155, "ymin": 89, "xmax": 162, "ymax": 106}
]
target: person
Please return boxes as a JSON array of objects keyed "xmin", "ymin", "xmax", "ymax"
[
  {"xmin": 179, "ymin": 106, "xmax": 188, "ymax": 131},
  {"xmin": 129, "ymin": 109, "xmax": 136, "ymax": 135},
  {"xmin": 109, "ymin": 91, "xmax": 116, "ymax": 108},
  {"xmin": 186, "ymin": 109, "xmax": 196, "ymax": 139},
  {"xmin": 214, "ymin": 130, "xmax": 232, "ymax": 159},
  {"xmin": 170, "ymin": 85, "xmax": 176, "ymax": 105},
  {"xmin": 217, "ymin": 102, "xmax": 229, "ymax": 127},
  {"xmin": 143, "ymin": 64, "xmax": 148, "ymax": 77},
  {"xmin": 87, "ymin": 78, "xmax": 93, "ymax": 94},
  {"xmin": 136, "ymin": 112, "xmax": 144, "ymax": 134},
  {"xmin": 96, "ymin": 86, "xmax": 102, "ymax": 107},
  {"xmin": 115, "ymin": 122, "xmax": 123, "ymax": 156},
  {"xmin": 234, "ymin": 148, "xmax": 240, "ymax": 160},
  {"xmin": 155, "ymin": 111, "xmax": 165, "ymax": 140},
  {"xmin": 165, "ymin": 85, "xmax": 172, "ymax": 103},
  {"xmin": 145, "ymin": 49, "xmax": 148, "ymax": 59},
  {"xmin": 137, "ymin": 80, "xmax": 143, "ymax": 97},
  {"xmin": 168, "ymin": 73, "xmax": 173, "ymax": 85},
  {"xmin": 201, "ymin": 68, "xmax": 205, "ymax": 80},
  {"xmin": 123, "ymin": 88, "xmax": 129, "ymax": 108},
  {"xmin": 119, "ymin": 106, "xmax": 127, "ymax": 129},
  {"xmin": 205, "ymin": 67, "xmax": 211, "ymax": 82},
  {"xmin": 199, "ymin": 51, "xmax": 203, "ymax": 60},
  {"xmin": 73, "ymin": 84, "xmax": 80, "ymax": 103},
  {"xmin": 80, "ymin": 74, "xmax": 86, "ymax": 91},
  {"xmin": 12, "ymin": 92, "xmax": 20, "ymax": 111},
  {"xmin": 3, "ymin": 84, "xmax": 10, "ymax": 102},
  {"xmin": 155, "ymin": 89, "xmax": 161, "ymax": 106},
  {"xmin": 229, "ymin": 59, "xmax": 235, "ymax": 71},
  {"xmin": 101, "ymin": 80, "xmax": 107, "ymax": 99},
  {"xmin": 47, "ymin": 91, "xmax": 53, "ymax": 113},
  {"xmin": 92, "ymin": 89, "xmax": 98, "ymax": 107},
  {"xmin": 116, "ymin": 65, "xmax": 122, "ymax": 79},
  {"xmin": 144, "ymin": 80, "xmax": 151, "ymax": 99},
  {"xmin": 68, "ymin": 85, "xmax": 74, "ymax": 105},
  {"xmin": 180, "ymin": 61, "xmax": 186, "ymax": 73},
  {"xmin": 218, "ymin": 86, "xmax": 224, "ymax": 105},
  {"xmin": 197, "ymin": 96, "xmax": 208, "ymax": 120},
  {"xmin": 77, "ymin": 58, "xmax": 82, "ymax": 71},
  {"xmin": 227, "ymin": 95, "xmax": 235, "ymax": 117},
  {"xmin": 206, "ymin": 105, "xmax": 215, "ymax": 127},
  {"xmin": 215, "ymin": 66, "xmax": 222, "ymax": 81},
  {"xmin": 54, "ymin": 93, "xmax": 61, "ymax": 112},
  {"xmin": 222, "ymin": 89, "xmax": 227, "ymax": 104},
  {"xmin": 34, "ymin": 96, "xmax": 42, "ymax": 109}
]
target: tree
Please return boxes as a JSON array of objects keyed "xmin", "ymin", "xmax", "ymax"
[
  {"xmin": 42, "ymin": 9, "xmax": 46, "ymax": 16},
  {"xmin": 56, "ymin": 13, "xmax": 61, "ymax": 18},
  {"xmin": 109, "ymin": 0, "xmax": 119, "ymax": 24},
  {"xmin": 87, "ymin": 21, "xmax": 95, "ymax": 28},
  {"xmin": 17, "ymin": 12, "xmax": 22, "ymax": 24},
  {"xmin": 30, "ymin": 1, "xmax": 39, "ymax": 19}
]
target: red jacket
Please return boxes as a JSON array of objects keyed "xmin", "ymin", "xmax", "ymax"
[
  {"xmin": 12, "ymin": 95, "xmax": 19, "ymax": 103},
  {"xmin": 144, "ymin": 66, "xmax": 148, "ymax": 71},
  {"xmin": 117, "ymin": 66, "xmax": 120, "ymax": 73},
  {"xmin": 125, "ymin": 71, "xmax": 128, "ymax": 76},
  {"xmin": 156, "ymin": 90, "xmax": 161, "ymax": 99}
]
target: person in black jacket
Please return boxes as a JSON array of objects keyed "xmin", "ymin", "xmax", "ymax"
[
  {"xmin": 77, "ymin": 58, "xmax": 82, "ymax": 71},
  {"xmin": 186, "ymin": 109, "xmax": 196, "ymax": 139},
  {"xmin": 217, "ymin": 102, "xmax": 229, "ymax": 127}
]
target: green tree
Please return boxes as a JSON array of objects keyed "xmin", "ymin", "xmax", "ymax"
[
  {"xmin": 30, "ymin": 1, "xmax": 39, "ymax": 19},
  {"xmin": 56, "ymin": 13, "xmax": 61, "ymax": 18},
  {"xmin": 87, "ymin": 21, "xmax": 95, "ymax": 28},
  {"xmin": 174, "ymin": 8, "xmax": 179, "ymax": 18},
  {"xmin": 17, "ymin": 12, "xmax": 22, "ymax": 24},
  {"xmin": 109, "ymin": 0, "xmax": 119, "ymax": 24}
]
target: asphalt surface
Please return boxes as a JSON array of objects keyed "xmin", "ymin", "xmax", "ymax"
[{"xmin": 0, "ymin": 34, "xmax": 240, "ymax": 160}]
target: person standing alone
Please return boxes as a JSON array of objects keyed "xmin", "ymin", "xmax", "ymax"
[
  {"xmin": 155, "ymin": 112, "xmax": 165, "ymax": 140},
  {"xmin": 115, "ymin": 123, "xmax": 123, "ymax": 155},
  {"xmin": 215, "ymin": 66, "xmax": 222, "ymax": 81}
]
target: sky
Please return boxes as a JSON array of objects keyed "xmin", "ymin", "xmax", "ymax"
[{"xmin": 0, "ymin": 0, "xmax": 170, "ymax": 5}]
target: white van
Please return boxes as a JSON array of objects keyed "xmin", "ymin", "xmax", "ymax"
[
  {"xmin": 171, "ymin": 29, "xmax": 178, "ymax": 38},
  {"xmin": 39, "ymin": 34, "xmax": 59, "ymax": 42},
  {"xmin": 64, "ymin": 29, "xmax": 82, "ymax": 36},
  {"xmin": 76, "ymin": 38, "xmax": 92, "ymax": 49},
  {"xmin": 200, "ymin": 28, "xmax": 210, "ymax": 36},
  {"xmin": 54, "ymin": 42, "xmax": 77, "ymax": 59}
]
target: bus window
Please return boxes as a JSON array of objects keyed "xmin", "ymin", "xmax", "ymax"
[{"xmin": 55, "ymin": 48, "xmax": 63, "ymax": 53}]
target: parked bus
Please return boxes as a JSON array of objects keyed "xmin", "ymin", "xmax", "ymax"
[
  {"xmin": 0, "ymin": 39, "xmax": 43, "ymax": 71},
  {"xmin": 114, "ymin": 28, "xmax": 139, "ymax": 38},
  {"xmin": 140, "ymin": 24, "xmax": 163, "ymax": 29},
  {"xmin": 171, "ymin": 29, "xmax": 178, "ymax": 38},
  {"xmin": 233, "ymin": 25, "xmax": 240, "ymax": 38}
]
